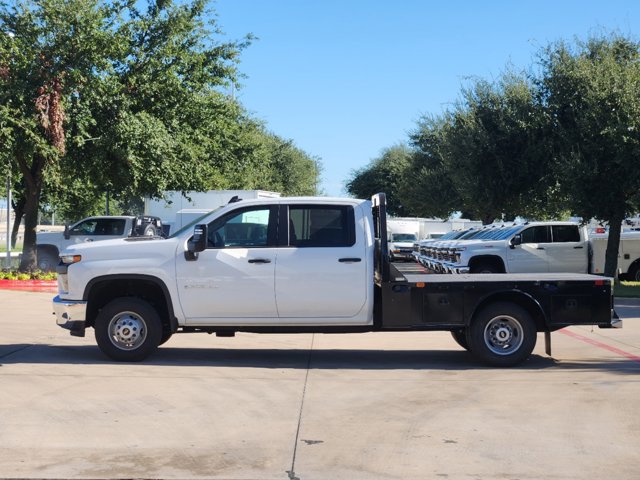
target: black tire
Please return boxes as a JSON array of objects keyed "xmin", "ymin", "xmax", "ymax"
[
  {"xmin": 37, "ymin": 246, "xmax": 59, "ymax": 272},
  {"xmin": 628, "ymin": 264, "xmax": 640, "ymax": 282},
  {"xmin": 143, "ymin": 225, "xmax": 158, "ymax": 236},
  {"xmin": 468, "ymin": 302, "xmax": 536, "ymax": 367},
  {"xmin": 451, "ymin": 329, "xmax": 471, "ymax": 351},
  {"xmin": 470, "ymin": 262, "xmax": 500, "ymax": 274},
  {"xmin": 94, "ymin": 297, "xmax": 162, "ymax": 362},
  {"xmin": 159, "ymin": 329, "xmax": 173, "ymax": 346}
]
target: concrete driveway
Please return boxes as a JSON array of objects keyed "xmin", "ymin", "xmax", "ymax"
[{"xmin": 0, "ymin": 290, "xmax": 639, "ymax": 480}]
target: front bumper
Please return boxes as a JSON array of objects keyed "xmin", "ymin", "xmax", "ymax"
[
  {"xmin": 53, "ymin": 295, "xmax": 87, "ymax": 337},
  {"xmin": 390, "ymin": 250, "xmax": 415, "ymax": 261}
]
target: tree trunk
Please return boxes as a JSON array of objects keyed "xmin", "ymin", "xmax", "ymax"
[
  {"xmin": 481, "ymin": 214, "xmax": 496, "ymax": 225},
  {"xmin": 17, "ymin": 154, "xmax": 44, "ymax": 272},
  {"xmin": 604, "ymin": 213, "xmax": 624, "ymax": 279},
  {"xmin": 11, "ymin": 196, "xmax": 25, "ymax": 248}
]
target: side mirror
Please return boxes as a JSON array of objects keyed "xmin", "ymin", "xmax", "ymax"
[
  {"xmin": 63, "ymin": 223, "xmax": 70, "ymax": 240},
  {"xmin": 185, "ymin": 224, "xmax": 207, "ymax": 261},
  {"xmin": 510, "ymin": 234, "xmax": 522, "ymax": 249}
]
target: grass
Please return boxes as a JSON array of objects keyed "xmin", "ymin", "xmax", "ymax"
[{"xmin": 615, "ymin": 281, "xmax": 640, "ymax": 298}]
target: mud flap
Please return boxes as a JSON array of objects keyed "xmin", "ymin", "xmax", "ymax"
[{"xmin": 545, "ymin": 331, "xmax": 551, "ymax": 356}]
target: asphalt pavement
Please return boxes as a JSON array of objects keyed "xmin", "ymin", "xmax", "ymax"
[{"xmin": 0, "ymin": 289, "xmax": 639, "ymax": 480}]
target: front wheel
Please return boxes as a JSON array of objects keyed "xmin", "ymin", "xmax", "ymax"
[
  {"xmin": 37, "ymin": 246, "xmax": 59, "ymax": 272},
  {"xmin": 94, "ymin": 297, "xmax": 162, "ymax": 361},
  {"xmin": 470, "ymin": 262, "xmax": 501, "ymax": 274},
  {"xmin": 468, "ymin": 302, "xmax": 536, "ymax": 367}
]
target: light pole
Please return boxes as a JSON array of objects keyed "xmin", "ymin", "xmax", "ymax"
[{"xmin": 5, "ymin": 169, "xmax": 11, "ymax": 269}]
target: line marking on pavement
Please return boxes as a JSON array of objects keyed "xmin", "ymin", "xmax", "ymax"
[
  {"xmin": 287, "ymin": 333, "xmax": 315, "ymax": 480},
  {"xmin": 559, "ymin": 329, "xmax": 640, "ymax": 362}
]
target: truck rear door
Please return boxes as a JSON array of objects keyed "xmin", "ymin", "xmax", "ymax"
[
  {"xmin": 546, "ymin": 225, "xmax": 588, "ymax": 273},
  {"xmin": 274, "ymin": 203, "xmax": 369, "ymax": 322},
  {"xmin": 507, "ymin": 225, "xmax": 550, "ymax": 273}
]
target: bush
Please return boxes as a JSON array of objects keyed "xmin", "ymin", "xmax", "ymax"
[{"xmin": 0, "ymin": 270, "xmax": 57, "ymax": 281}]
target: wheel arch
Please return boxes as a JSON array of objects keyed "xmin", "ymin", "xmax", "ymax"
[
  {"xmin": 468, "ymin": 255, "xmax": 506, "ymax": 273},
  {"xmin": 624, "ymin": 258, "xmax": 640, "ymax": 280},
  {"xmin": 36, "ymin": 244, "xmax": 61, "ymax": 271},
  {"xmin": 83, "ymin": 274, "xmax": 178, "ymax": 335},
  {"xmin": 467, "ymin": 290, "xmax": 548, "ymax": 332}
]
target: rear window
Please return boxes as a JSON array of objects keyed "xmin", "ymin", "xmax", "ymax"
[
  {"xmin": 289, "ymin": 205, "xmax": 355, "ymax": 247},
  {"xmin": 553, "ymin": 225, "xmax": 581, "ymax": 242}
]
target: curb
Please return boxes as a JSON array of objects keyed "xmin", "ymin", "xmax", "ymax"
[{"xmin": 0, "ymin": 279, "xmax": 58, "ymax": 293}]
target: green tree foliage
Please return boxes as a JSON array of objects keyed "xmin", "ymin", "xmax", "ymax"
[
  {"xmin": 258, "ymin": 133, "xmax": 322, "ymax": 196},
  {"xmin": 1, "ymin": 0, "xmax": 320, "ymax": 270},
  {"xmin": 401, "ymin": 115, "xmax": 468, "ymax": 219},
  {"xmin": 538, "ymin": 35, "xmax": 640, "ymax": 277},
  {"xmin": 406, "ymin": 72, "xmax": 551, "ymax": 225},
  {"xmin": 345, "ymin": 144, "xmax": 413, "ymax": 216}
]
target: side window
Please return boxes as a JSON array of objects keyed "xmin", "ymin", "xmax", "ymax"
[
  {"xmin": 553, "ymin": 225, "xmax": 581, "ymax": 242},
  {"xmin": 288, "ymin": 205, "xmax": 355, "ymax": 247},
  {"xmin": 520, "ymin": 226, "xmax": 551, "ymax": 244},
  {"xmin": 70, "ymin": 220, "xmax": 97, "ymax": 235},
  {"xmin": 207, "ymin": 207, "xmax": 272, "ymax": 248},
  {"xmin": 95, "ymin": 219, "xmax": 126, "ymax": 235}
]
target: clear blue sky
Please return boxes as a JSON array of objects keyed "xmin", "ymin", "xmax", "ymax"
[{"xmin": 215, "ymin": 1, "xmax": 640, "ymax": 197}]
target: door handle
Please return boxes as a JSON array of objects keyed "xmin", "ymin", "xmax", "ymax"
[
  {"xmin": 339, "ymin": 258, "xmax": 362, "ymax": 263},
  {"xmin": 248, "ymin": 258, "xmax": 271, "ymax": 264},
  {"xmin": 574, "ymin": 246, "xmax": 584, "ymax": 249},
  {"xmin": 536, "ymin": 247, "xmax": 545, "ymax": 250}
]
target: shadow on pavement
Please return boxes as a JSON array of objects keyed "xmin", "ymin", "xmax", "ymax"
[{"xmin": 1, "ymin": 343, "xmax": 639, "ymax": 374}]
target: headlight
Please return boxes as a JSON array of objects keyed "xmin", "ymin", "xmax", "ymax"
[{"xmin": 60, "ymin": 254, "xmax": 82, "ymax": 264}]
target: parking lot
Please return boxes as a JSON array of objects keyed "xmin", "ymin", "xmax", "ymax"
[{"xmin": 1, "ymin": 289, "xmax": 639, "ymax": 480}]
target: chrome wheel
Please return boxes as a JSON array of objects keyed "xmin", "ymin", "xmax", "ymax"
[
  {"xmin": 108, "ymin": 311, "xmax": 147, "ymax": 351},
  {"xmin": 483, "ymin": 315, "xmax": 524, "ymax": 355}
]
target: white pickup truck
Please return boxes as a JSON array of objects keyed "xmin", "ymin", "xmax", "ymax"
[
  {"xmin": 388, "ymin": 232, "xmax": 418, "ymax": 261},
  {"xmin": 415, "ymin": 222, "xmax": 640, "ymax": 279},
  {"xmin": 52, "ymin": 194, "xmax": 619, "ymax": 367},
  {"xmin": 36, "ymin": 216, "xmax": 163, "ymax": 271}
]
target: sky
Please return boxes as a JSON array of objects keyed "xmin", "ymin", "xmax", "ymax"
[{"xmin": 212, "ymin": 1, "xmax": 640, "ymax": 197}]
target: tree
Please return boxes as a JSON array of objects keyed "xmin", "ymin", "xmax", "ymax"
[
  {"xmin": 404, "ymin": 73, "xmax": 554, "ymax": 224},
  {"xmin": 538, "ymin": 35, "xmax": 640, "ymax": 277},
  {"xmin": 450, "ymin": 73, "xmax": 551, "ymax": 224},
  {"xmin": 0, "ymin": 0, "xmax": 250, "ymax": 270},
  {"xmin": 345, "ymin": 144, "xmax": 413, "ymax": 216},
  {"xmin": 259, "ymin": 133, "xmax": 322, "ymax": 196},
  {"xmin": 402, "ymin": 114, "xmax": 469, "ymax": 219}
]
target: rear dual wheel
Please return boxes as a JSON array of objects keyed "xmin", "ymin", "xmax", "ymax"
[{"xmin": 468, "ymin": 302, "xmax": 537, "ymax": 367}]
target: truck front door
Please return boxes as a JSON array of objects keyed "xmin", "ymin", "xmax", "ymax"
[
  {"xmin": 507, "ymin": 225, "xmax": 550, "ymax": 273},
  {"xmin": 175, "ymin": 205, "xmax": 279, "ymax": 322}
]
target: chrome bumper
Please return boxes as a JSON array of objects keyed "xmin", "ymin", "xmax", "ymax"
[{"xmin": 53, "ymin": 295, "xmax": 87, "ymax": 336}]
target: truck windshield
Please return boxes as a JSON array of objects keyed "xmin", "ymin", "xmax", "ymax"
[
  {"xmin": 392, "ymin": 233, "xmax": 417, "ymax": 242},
  {"xmin": 168, "ymin": 208, "xmax": 222, "ymax": 238}
]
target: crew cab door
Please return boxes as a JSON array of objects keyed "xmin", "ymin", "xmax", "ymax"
[
  {"xmin": 546, "ymin": 225, "xmax": 588, "ymax": 273},
  {"xmin": 274, "ymin": 203, "xmax": 369, "ymax": 323},
  {"xmin": 506, "ymin": 225, "xmax": 550, "ymax": 273},
  {"xmin": 176, "ymin": 205, "xmax": 279, "ymax": 322}
]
